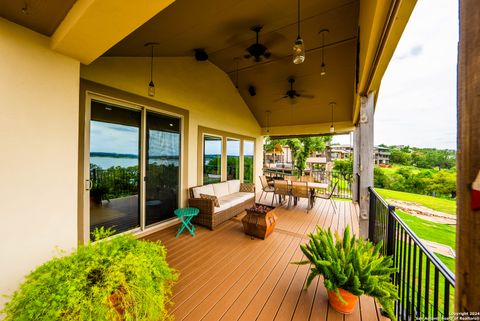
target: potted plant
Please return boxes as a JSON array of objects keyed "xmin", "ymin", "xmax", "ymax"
[
  {"xmin": 1, "ymin": 228, "xmax": 178, "ymax": 320},
  {"xmin": 292, "ymin": 225, "xmax": 398, "ymax": 321}
]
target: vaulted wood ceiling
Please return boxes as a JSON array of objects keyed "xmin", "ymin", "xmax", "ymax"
[{"xmin": 105, "ymin": 0, "xmax": 360, "ymax": 131}]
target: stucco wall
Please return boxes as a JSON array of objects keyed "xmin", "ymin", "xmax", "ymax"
[
  {"xmin": 0, "ymin": 18, "xmax": 80, "ymax": 308},
  {"xmin": 81, "ymin": 57, "xmax": 263, "ymax": 191}
]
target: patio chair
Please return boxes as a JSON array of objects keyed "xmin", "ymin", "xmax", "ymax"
[
  {"xmin": 272, "ymin": 180, "xmax": 291, "ymax": 207},
  {"xmin": 315, "ymin": 181, "xmax": 339, "ymax": 214},
  {"xmin": 300, "ymin": 175, "xmax": 314, "ymax": 182},
  {"xmin": 291, "ymin": 181, "xmax": 312, "ymax": 212},
  {"xmin": 259, "ymin": 175, "xmax": 275, "ymax": 201},
  {"xmin": 284, "ymin": 175, "xmax": 298, "ymax": 182}
]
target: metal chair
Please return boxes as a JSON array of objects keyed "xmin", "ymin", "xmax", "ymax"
[
  {"xmin": 272, "ymin": 180, "xmax": 291, "ymax": 207},
  {"xmin": 291, "ymin": 181, "xmax": 312, "ymax": 212},
  {"xmin": 284, "ymin": 175, "xmax": 298, "ymax": 182},
  {"xmin": 259, "ymin": 175, "xmax": 275, "ymax": 201},
  {"xmin": 300, "ymin": 175, "xmax": 314, "ymax": 182},
  {"xmin": 315, "ymin": 181, "xmax": 339, "ymax": 214}
]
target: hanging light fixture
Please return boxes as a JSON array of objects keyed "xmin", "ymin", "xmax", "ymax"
[
  {"xmin": 145, "ymin": 42, "xmax": 159, "ymax": 97},
  {"xmin": 292, "ymin": 0, "xmax": 305, "ymax": 64},
  {"xmin": 319, "ymin": 29, "xmax": 329, "ymax": 76},
  {"xmin": 329, "ymin": 102, "xmax": 336, "ymax": 133},
  {"xmin": 266, "ymin": 110, "xmax": 271, "ymax": 134}
]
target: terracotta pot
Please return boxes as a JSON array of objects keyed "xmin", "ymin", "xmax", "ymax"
[{"xmin": 327, "ymin": 288, "xmax": 358, "ymax": 314}]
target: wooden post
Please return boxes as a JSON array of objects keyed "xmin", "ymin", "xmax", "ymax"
[
  {"xmin": 358, "ymin": 93, "xmax": 375, "ymax": 238},
  {"xmin": 352, "ymin": 125, "xmax": 361, "ymax": 203},
  {"xmin": 456, "ymin": 0, "xmax": 480, "ymax": 312}
]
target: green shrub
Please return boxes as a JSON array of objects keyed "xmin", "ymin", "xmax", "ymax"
[
  {"xmin": 2, "ymin": 234, "xmax": 178, "ymax": 321},
  {"xmin": 292, "ymin": 226, "xmax": 398, "ymax": 321}
]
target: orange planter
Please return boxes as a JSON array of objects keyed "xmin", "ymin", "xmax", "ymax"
[{"xmin": 327, "ymin": 288, "xmax": 359, "ymax": 314}]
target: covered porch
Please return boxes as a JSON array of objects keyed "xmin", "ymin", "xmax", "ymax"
[{"xmin": 144, "ymin": 196, "xmax": 387, "ymax": 321}]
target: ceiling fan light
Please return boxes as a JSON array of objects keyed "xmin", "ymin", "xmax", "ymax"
[
  {"xmin": 293, "ymin": 37, "xmax": 305, "ymax": 64},
  {"xmin": 330, "ymin": 125, "xmax": 335, "ymax": 133},
  {"xmin": 321, "ymin": 62, "xmax": 326, "ymax": 76},
  {"xmin": 148, "ymin": 80, "xmax": 155, "ymax": 97}
]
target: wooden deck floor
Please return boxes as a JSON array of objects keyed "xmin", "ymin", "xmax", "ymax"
[{"xmin": 144, "ymin": 195, "xmax": 388, "ymax": 321}]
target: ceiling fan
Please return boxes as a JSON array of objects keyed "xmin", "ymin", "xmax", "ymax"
[
  {"xmin": 244, "ymin": 25, "xmax": 271, "ymax": 62},
  {"xmin": 277, "ymin": 77, "xmax": 315, "ymax": 102}
]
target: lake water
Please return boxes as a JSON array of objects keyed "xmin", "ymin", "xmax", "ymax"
[{"xmin": 91, "ymin": 156, "xmax": 178, "ymax": 169}]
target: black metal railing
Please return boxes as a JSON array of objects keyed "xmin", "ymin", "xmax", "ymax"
[
  {"xmin": 369, "ymin": 187, "xmax": 455, "ymax": 321},
  {"xmin": 263, "ymin": 169, "xmax": 353, "ymax": 199},
  {"xmin": 90, "ymin": 167, "xmax": 139, "ymax": 201}
]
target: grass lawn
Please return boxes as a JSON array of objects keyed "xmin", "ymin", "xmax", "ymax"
[
  {"xmin": 395, "ymin": 210, "xmax": 456, "ymax": 249},
  {"xmin": 376, "ymin": 188, "xmax": 456, "ymax": 215},
  {"xmin": 396, "ymin": 210, "xmax": 456, "ymax": 273}
]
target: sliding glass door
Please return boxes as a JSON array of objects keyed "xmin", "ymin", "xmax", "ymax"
[
  {"xmin": 145, "ymin": 112, "xmax": 180, "ymax": 226},
  {"xmin": 87, "ymin": 99, "xmax": 181, "ymax": 239},
  {"xmin": 89, "ymin": 101, "xmax": 141, "ymax": 235}
]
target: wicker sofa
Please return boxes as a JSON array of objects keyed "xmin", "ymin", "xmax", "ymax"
[{"xmin": 188, "ymin": 180, "xmax": 255, "ymax": 230}]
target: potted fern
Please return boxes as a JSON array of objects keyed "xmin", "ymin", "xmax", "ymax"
[{"xmin": 292, "ymin": 225, "xmax": 398, "ymax": 320}]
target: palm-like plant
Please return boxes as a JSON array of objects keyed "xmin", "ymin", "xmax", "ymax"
[{"xmin": 292, "ymin": 225, "xmax": 398, "ymax": 321}]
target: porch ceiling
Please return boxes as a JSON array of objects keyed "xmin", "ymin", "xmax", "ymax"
[
  {"xmin": 105, "ymin": 0, "xmax": 359, "ymax": 131},
  {"xmin": 0, "ymin": 0, "xmax": 76, "ymax": 36}
]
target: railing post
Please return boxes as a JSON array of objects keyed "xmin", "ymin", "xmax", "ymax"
[
  {"xmin": 387, "ymin": 205, "xmax": 396, "ymax": 256},
  {"xmin": 368, "ymin": 188, "xmax": 376, "ymax": 242}
]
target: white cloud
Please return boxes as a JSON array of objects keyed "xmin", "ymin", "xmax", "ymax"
[{"xmin": 374, "ymin": 0, "xmax": 458, "ymax": 149}]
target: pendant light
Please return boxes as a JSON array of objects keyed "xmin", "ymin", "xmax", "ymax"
[
  {"xmin": 145, "ymin": 42, "xmax": 158, "ymax": 97},
  {"xmin": 292, "ymin": 0, "xmax": 305, "ymax": 64},
  {"xmin": 319, "ymin": 29, "xmax": 329, "ymax": 76},
  {"xmin": 329, "ymin": 102, "xmax": 336, "ymax": 133}
]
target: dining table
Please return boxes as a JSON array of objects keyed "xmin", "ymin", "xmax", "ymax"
[{"xmin": 283, "ymin": 180, "xmax": 329, "ymax": 206}]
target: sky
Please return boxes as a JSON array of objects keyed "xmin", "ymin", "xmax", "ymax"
[{"xmin": 332, "ymin": 0, "xmax": 458, "ymax": 150}]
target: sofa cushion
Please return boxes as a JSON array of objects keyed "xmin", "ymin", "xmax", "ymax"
[
  {"xmin": 218, "ymin": 192, "xmax": 254, "ymax": 207},
  {"xmin": 212, "ymin": 182, "xmax": 230, "ymax": 198},
  {"xmin": 200, "ymin": 193, "xmax": 219, "ymax": 207},
  {"xmin": 230, "ymin": 192, "xmax": 255, "ymax": 203},
  {"xmin": 227, "ymin": 180, "xmax": 241, "ymax": 194},
  {"xmin": 192, "ymin": 184, "xmax": 214, "ymax": 199}
]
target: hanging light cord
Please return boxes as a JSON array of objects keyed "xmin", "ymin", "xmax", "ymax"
[
  {"xmin": 150, "ymin": 45, "xmax": 154, "ymax": 82},
  {"xmin": 321, "ymin": 32, "xmax": 325, "ymax": 64},
  {"xmin": 331, "ymin": 103, "xmax": 334, "ymax": 124},
  {"xmin": 297, "ymin": 0, "xmax": 301, "ymax": 39},
  {"xmin": 235, "ymin": 59, "xmax": 239, "ymax": 88}
]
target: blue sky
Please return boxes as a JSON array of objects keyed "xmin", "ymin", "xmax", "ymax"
[{"xmin": 333, "ymin": 0, "xmax": 458, "ymax": 150}]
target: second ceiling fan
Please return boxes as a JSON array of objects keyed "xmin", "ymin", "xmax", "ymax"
[{"xmin": 276, "ymin": 77, "xmax": 314, "ymax": 102}]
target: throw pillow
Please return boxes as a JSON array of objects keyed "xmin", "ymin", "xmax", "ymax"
[
  {"xmin": 239, "ymin": 183, "xmax": 255, "ymax": 193},
  {"xmin": 200, "ymin": 193, "xmax": 220, "ymax": 207}
]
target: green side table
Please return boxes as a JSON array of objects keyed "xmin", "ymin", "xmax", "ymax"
[{"xmin": 174, "ymin": 207, "xmax": 199, "ymax": 237}]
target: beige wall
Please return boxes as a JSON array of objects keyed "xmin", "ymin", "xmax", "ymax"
[
  {"xmin": 0, "ymin": 18, "xmax": 80, "ymax": 308},
  {"xmin": 81, "ymin": 57, "xmax": 263, "ymax": 192}
]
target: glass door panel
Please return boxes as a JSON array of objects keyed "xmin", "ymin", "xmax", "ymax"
[
  {"xmin": 89, "ymin": 101, "xmax": 141, "ymax": 237},
  {"xmin": 145, "ymin": 112, "xmax": 180, "ymax": 226}
]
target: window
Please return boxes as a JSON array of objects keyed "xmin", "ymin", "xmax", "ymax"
[
  {"xmin": 203, "ymin": 135, "xmax": 222, "ymax": 184},
  {"xmin": 226, "ymin": 138, "xmax": 240, "ymax": 180},
  {"xmin": 243, "ymin": 140, "xmax": 254, "ymax": 183}
]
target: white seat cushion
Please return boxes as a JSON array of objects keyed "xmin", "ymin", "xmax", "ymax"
[
  {"xmin": 212, "ymin": 182, "xmax": 230, "ymax": 198},
  {"xmin": 192, "ymin": 184, "xmax": 214, "ymax": 199},
  {"xmin": 218, "ymin": 192, "xmax": 253, "ymax": 207},
  {"xmin": 214, "ymin": 198, "xmax": 233, "ymax": 213},
  {"xmin": 230, "ymin": 192, "xmax": 254, "ymax": 203},
  {"xmin": 227, "ymin": 180, "xmax": 241, "ymax": 194}
]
